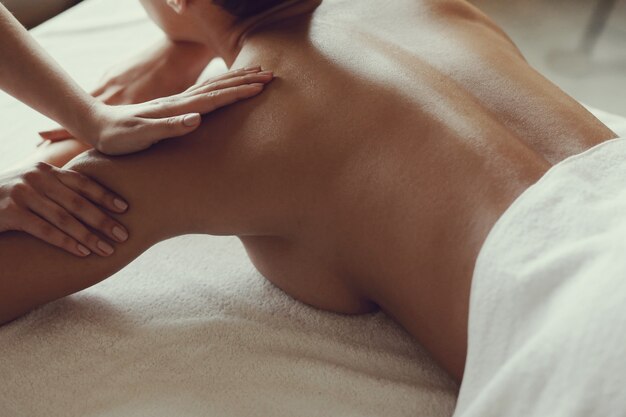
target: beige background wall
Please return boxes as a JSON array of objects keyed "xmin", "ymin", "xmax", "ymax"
[{"xmin": 470, "ymin": 0, "xmax": 626, "ymax": 116}]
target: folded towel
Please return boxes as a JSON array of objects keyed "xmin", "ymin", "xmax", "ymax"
[{"xmin": 455, "ymin": 138, "xmax": 626, "ymax": 417}]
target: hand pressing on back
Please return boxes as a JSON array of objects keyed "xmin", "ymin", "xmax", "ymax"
[
  {"xmin": 40, "ymin": 67, "xmax": 274, "ymax": 155},
  {"xmin": 0, "ymin": 162, "xmax": 129, "ymax": 257}
]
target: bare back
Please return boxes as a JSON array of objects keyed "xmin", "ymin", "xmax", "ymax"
[{"xmin": 220, "ymin": 0, "xmax": 616, "ymax": 379}]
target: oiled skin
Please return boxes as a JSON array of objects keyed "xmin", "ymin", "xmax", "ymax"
[{"xmin": 0, "ymin": 0, "xmax": 615, "ymax": 382}]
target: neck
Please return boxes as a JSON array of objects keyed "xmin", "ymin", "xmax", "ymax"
[{"xmin": 210, "ymin": 0, "xmax": 322, "ymax": 66}]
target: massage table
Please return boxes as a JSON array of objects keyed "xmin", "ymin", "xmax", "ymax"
[{"xmin": 0, "ymin": 1, "xmax": 625, "ymax": 416}]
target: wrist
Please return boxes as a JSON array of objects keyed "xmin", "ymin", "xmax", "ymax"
[{"xmin": 72, "ymin": 99, "xmax": 105, "ymax": 148}]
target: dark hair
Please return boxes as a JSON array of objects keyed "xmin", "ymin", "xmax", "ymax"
[{"xmin": 213, "ymin": 0, "xmax": 286, "ymax": 17}]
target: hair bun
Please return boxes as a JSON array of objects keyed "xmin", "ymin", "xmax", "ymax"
[{"xmin": 213, "ymin": 0, "xmax": 286, "ymax": 17}]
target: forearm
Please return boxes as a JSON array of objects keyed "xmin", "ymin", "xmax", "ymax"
[
  {"xmin": 0, "ymin": 230, "xmax": 131, "ymax": 326},
  {"xmin": 0, "ymin": 140, "xmax": 198, "ymax": 326},
  {"xmin": 0, "ymin": 154, "xmax": 159, "ymax": 326},
  {"xmin": 0, "ymin": 4, "xmax": 97, "ymax": 142}
]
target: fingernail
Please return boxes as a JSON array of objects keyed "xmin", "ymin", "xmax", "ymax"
[
  {"xmin": 77, "ymin": 244, "xmax": 91, "ymax": 256},
  {"xmin": 97, "ymin": 240, "xmax": 114, "ymax": 256},
  {"xmin": 183, "ymin": 113, "xmax": 201, "ymax": 127},
  {"xmin": 113, "ymin": 198, "xmax": 128, "ymax": 211},
  {"xmin": 244, "ymin": 66, "xmax": 261, "ymax": 71},
  {"xmin": 259, "ymin": 71, "xmax": 273, "ymax": 76},
  {"xmin": 112, "ymin": 226, "xmax": 128, "ymax": 242},
  {"xmin": 250, "ymin": 83, "xmax": 264, "ymax": 89}
]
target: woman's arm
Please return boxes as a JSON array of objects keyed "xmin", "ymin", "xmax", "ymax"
[
  {"xmin": 37, "ymin": 38, "xmax": 218, "ymax": 152},
  {"xmin": 0, "ymin": 3, "xmax": 98, "ymax": 140},
  {"xmin": 0, "ymin": 5, "xmax": 274, "ymax": 254},
  {"xmin": 0, "ymin": 68, "xmax": 272, "ymax": 258},
  {"xmin": 0, "ymin": 5, "xmax": 270, "ymax": 155},
  {"xmin": 0, "ymin": 90, "xmax": 285, "ymax": 325}
]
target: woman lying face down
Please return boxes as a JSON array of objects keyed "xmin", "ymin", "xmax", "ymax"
[{"xmin": 0, "ymin": 0, "xmax": 616, "ymax": 382}]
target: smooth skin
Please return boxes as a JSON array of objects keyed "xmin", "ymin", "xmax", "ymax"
[
  {"xmin": 0, "ymin": 0, "xmax": 617, "ymax": 383},
  {"xmin": 0, "ymin": 3, "xmax": 273, "ymax": 254}
]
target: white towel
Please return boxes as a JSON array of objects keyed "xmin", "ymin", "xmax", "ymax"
[
  {"xmin": 455, "ymin": 138, "xmax": 626, "ymax": 417},
  {"xmin": 1, "ymin": 236, "xmax": 457, "ymax": 417}
]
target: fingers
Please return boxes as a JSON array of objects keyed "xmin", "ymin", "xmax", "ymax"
[
  {"xmin": 27, "ymin": 192, "xmax": 115, "ymax": 257},
  {"xmin": 45, "ymin": 175, "xmax": 129, "ymax": 245},
  {"xmin": 54, "ymin": 168, "xmax": 129, "ymax": 214},
  {"xmin": 129, "ymin": 69, "xmax": 271, "ymax": 145},
  {"xmin": 75, "ymin": 66, "xmax": 272, "ymax": 155},
  {"xmin": 211, "ymin": 66, "xmax": 263, "ymax": 81},
  {"xmin": 188, "ymin": 83, "xmax": 267, "ymax": 114},
  {"xmin": 146, "ymin": 82, "xmax": 267, "ymax": 121},
  {"xmin": 186, "ymin": 71, "xmax": 273, "ymax": 98},
  {"xmin": 139, "ymin": 71, "xmax": 272, "ymax": 119},
  {"xmin": 132, "ymin": 113, "xmax": 203, "ymax": 146},
  {"xmin": 18, "ymin": 212, "xmax": 91, "ymax": 258},
  {"xmin": 135, "ymin": 79, "xmax": 265, "ymax": 140},
  {"xmin": 52, "ymin": 168, "xmax": 130, "ymax": 255},
  {"xmin": 0, "ymin": 163, "xmax": 129, "ymax": 257},
  {"xmin": 91, "ymin": 83, "xmax": 107, "ymax": 99},
  {"xmin": 184, "ymin": 66, "xmax": 263, "ymax": 94},
  {"xmin": 38, "ymin": 127, "xmax": 73, "ymax": 143}
]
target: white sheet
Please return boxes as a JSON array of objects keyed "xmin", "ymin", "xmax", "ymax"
[
  {"xmin": 455, "ymin": 139, "xmax": 626, "ymax": 417},
  {"xmin": 0, "ymin": 1, "xmax": 458, "ymax": 416},
  {"xmin": 455, "ymin": 138, "xmax": 626, "ymax": 417}
]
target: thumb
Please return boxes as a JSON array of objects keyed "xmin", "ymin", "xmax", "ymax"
[{"xmin": 38, "ymin": 127, "xmax": 73, "ymax": 142}]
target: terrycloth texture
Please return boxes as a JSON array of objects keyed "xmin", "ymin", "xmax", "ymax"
[
  {"xmin": 454, "ymin": 138, "xmax": 626, "ymax": 417},
  {"xmin": 0, "ymin": 237, "xmax": 457, "ymax": 417},
  {"xmin": 0, "ymin": 1, "xmax": 457, "ymax": 416}
]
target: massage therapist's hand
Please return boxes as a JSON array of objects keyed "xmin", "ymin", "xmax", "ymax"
[
  {"xmin": 40, "ymin": 67, "xmax": 273, "ymax": 155},
  {"xmin": 0, "ymin": 162, "xmax": 129, "ymax": 257}
]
